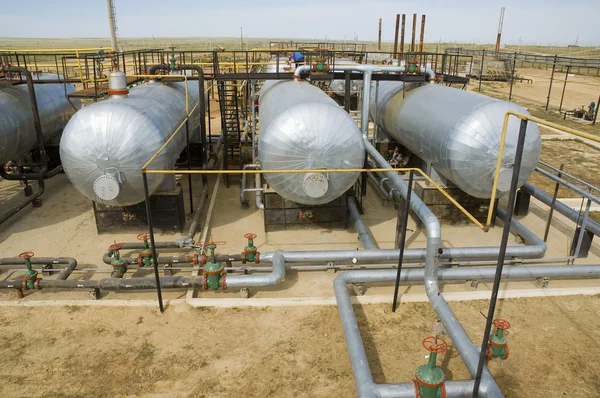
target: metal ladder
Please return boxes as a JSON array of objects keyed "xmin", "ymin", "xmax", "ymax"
[{"xmin": 217, "ymin": 81, "xmax": 243, "ymax": 187}]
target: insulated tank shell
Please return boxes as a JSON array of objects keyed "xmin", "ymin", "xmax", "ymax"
[
  {"xmin": 0, "ymin": 77, "xmax": 79, "ymax": 164},
  {"xmin": 60, "ymin": 80, "xmax": 199, "ymax": 207},
  {"xmin": 258, "ymin": 80, "xmax": 365, "ymax": 205},
  {"xmin": 370, "ymin": 82, "xmax": 541, "ymax": 198}
]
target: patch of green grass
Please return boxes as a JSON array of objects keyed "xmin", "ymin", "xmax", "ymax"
[{"xmin": 137, "ymin": 340, "xmax": 156, "ymax": 360}]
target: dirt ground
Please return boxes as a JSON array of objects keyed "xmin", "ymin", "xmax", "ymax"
[
  {"xmin": 474, "ymin": 67, "xmax": 600, "ymax": 136},
  {"xmin": 528, "ymin": 139, "xmax": 600, "ymax": 198},
  {"xmin": 0, "ymin": 295, "xmax": 598, "ymax": 398}
]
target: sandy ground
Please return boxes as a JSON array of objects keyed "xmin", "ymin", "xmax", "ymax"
[
  {"xmin": 0, "ymin": 295, "xmax": 599, "ymax": 398},
  {"xmin": 528, "ymin": 139, "xmax": 600, "ymax": 198}
]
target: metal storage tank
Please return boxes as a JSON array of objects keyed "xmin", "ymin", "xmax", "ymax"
[
  {"xmin": 258, "ymin": 80, "xmax": 365, "ymax": 205},
  {"xmin": 370, "ymin": 82, "xmax": 542, "ymax": 198},
  {"xmin": 0, "ymin": 75, "xmax": 79, "ymax": 165},
  {"xmin": 328, "ymin": 59, "xmax": 361, "ymax": 96},
  {"xmin": 60, "ymin": 77, "xmax": 199, "ymax": 207}
]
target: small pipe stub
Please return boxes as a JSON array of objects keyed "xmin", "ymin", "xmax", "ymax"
[{"xmin": 108, "ymin": 71, "xmax": 129, "ymax": 96}]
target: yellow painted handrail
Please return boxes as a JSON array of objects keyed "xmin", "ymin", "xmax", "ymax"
[
  {"xmin": 485, "ymin": 110, "xmax": 600, "ymax": 231},
  {"xmin": 0, "ymin": 47, "xmax": 108, "ymax": 53}
]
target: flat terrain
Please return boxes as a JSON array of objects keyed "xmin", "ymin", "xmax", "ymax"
[
  {"xmin": 0, "ymin": 295, "xmax": 599, "ymax": 397},
  {"xmin": 528, "ymin": 139, "xmax": 600, "ymax": 197}
]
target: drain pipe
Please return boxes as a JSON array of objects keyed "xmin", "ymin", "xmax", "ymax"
[
  {"xmin": 521, "ymin": 183, "xmax": 600, "ymax": 236},
  {"xmin": 365, "ymin": 139, "xmax": 503, "ymax": 398},
  {"xmin": 348, "ymin": 199, "xmax": 377, "ymax": 249},
  {"xmin": 255, "ymin": 173, "xmax": 264, "ymax": 210},
  {"xmin": 241, "ymin": 164, "xmax": 264, "ymax": 209}
]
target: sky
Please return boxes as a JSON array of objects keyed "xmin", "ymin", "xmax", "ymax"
[{"xmin": 1, "ymin": 0, "xmax": 599, "ymax": 46}]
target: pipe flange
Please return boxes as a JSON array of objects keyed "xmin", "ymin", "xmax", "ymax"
[
  {"xmin": 255, "ymin": 252, "xmax": 260, "ymax": 264},
  {"xmin": 202, "ymin": 273, "xmax": 207, "ymax": 291},
  {"xmin": 221, "ymin": 273, "xmax": 227, "ymax": 290}
]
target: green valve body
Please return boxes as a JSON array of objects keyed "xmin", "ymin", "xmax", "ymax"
[
  {"xmin": 203, "ymin": 244, "xmax": 224, "ymax": 290},
  {"xmin": 24, "ymin": 268, "xmax": 38, "ymax": 290},
  {"xmin": 139, "ymin": 237, "xmax": 153, "ymax": 267},
  {"xmin": 242, "ymin": 234, "xmax": 260, "ymax": 264},
  {"xmin": 489, "ymin": 328, "xmax": 509, "ymax": 360},
  {"xmin": 169, "ymin": 47, "xmax": 177, "ymax": 71},
  {"xmin": 316, "ymin": 61, "xmax": 327, "ymax": 72},
  {"xmin": 415, "ymin": 352, "xmax": 445, "ymax": 398},
  {"xmin": 407, "ymin": 62, "xmax": 420, "ymax": 74},
  {"xmin": 111, "ymin": 250, "xmax": 127, "ymax": 276}
]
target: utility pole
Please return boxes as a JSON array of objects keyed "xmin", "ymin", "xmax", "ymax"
[
  {"xmin": 240, "ymin": 27, "xmax": 244, "ymax": 51},
  {"xmin": 411, "ymin": 13, "xmax": 417, "ymax": 52},
  {"xmin": 495, "ymin": 7, "xmax": 505, "ymax": 53},
  {"xmin": 393, "ymin": 14, "xmax": 400, "ymax": 59},
  {"xmin": 378, "ymin": 18, "xmax": 382, "ymax": 51},
  {"xmin": 105, "ymin": 0, "xmax": 119, "ymax": 52}
]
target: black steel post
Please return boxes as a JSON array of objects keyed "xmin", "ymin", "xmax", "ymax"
[
  {"xmin": 344, "ymin": 70, "xmax": 351, "ymax": 113},
  {"xmin": 142, "ymin": 172, "xmax": 164, "ymax": 313},
  {"xmin": 546, "ymin": 55, "xmax": 557, "ymax": 111},
  {"xmin": 478, "ymin": 49, "xmax": 485, "ymax": 92},
  {"xmin": 185, "ymin": 120, "xmax": 193, "ymax": 213},
  {"xmin": 559, "ymin": 66, "xmax": 570, "ymax": 112},
  {"xmin": 508, "ymin": 52, "xmax": 517, "ymax": 101},
  {"xmin": 472, "ymin": 119, "xmax": 529, "ymax": 398},
  {"xmin": 179, "ymin": 64, "xmax": 208, "ymax": 186},
  {"xmin": 544, "ymin": 163, "xmax": 564, "ymax": 242},
  {"xmin": 392, "ymin": 170, "xmax": 413, "ymax": 312}
]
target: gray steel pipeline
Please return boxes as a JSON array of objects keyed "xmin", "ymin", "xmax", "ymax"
[
  {"xmin": 365, "ymin": 139, "xmax": 503, "ymax": 397},
  {"xmin": 334, "ymin": 263, "xmax": 600, "ymax": 398},
  {"xmin": 521, "ymin": 183, "xmax": 600, "ymax": 236},
  {"xmin": 348, "ymin": 199, "xmax": 377, "ymax": 249},
  {"xmin": 226, "ymin": 252, "xmax": 285, "ymax": 287},
  {"xmin": 535, "ymin": 167, "xmax": 600, "ymax": 205},
  {"xmin": 187, "ymin": 183, "xmax": 209, "ymax": 241},
  {"xmin": 255, "ymin": 173, "xmax": 264, "ymax": 210},
  {"xmin": 0, "ymin": 257, "xmax": 77, "ymax": 281},
  {"xmin": 261, "ymin": 207, "xmax": 545, "ymax": 264},
  {"xmin": 1, "ymin": 253, "xmax": 284, "ymax": 291}
]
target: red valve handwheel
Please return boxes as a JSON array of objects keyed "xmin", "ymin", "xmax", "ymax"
[
  {"xmin": 422, "ymin": 336, "xmax": 448, "ymax": 354},
  {"xmin": 493, "ymin": 319, "xmax": 511, "ymax": 331},
  {"xmin": 244, "ymin": 233, "xmax": 257, "ymax": 240},
  {"xmin": 18, "ymin": 252, "xmax": 35, "ymax": 259},
  {"xmin": 109, "ymin": 243, "xmax": 122, "ymax": 251},
  {"xmin": 137, "ymin": 233, "xmax": 150, "ymax": 241}
]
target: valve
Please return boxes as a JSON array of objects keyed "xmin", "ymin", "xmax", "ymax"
[
  {"xmin": 136, "ymin": 233, "xmax": 153, "ymax": 267},
  {"xmin": 19, "ymin": 252, "xmax": 41, "ymax": 291},
  {"xmin": 413, "ymin": 336, "xmax": 447, "ymax": 398},
  {"xmin": 241, "ymin": 233, "xmax": 260, "ymax": 264},
  {"xmin": 109, "ymin": 243, "xmax": 127, "ymax": 278},
  {"xmin": 199, "ymin": 241, "xmax": 227, "ymax": 290},
  {"xmin": 168, "ymin": 46, "xmax": 177, "ymax": 71},
  {"xmin": 487, "ymin": 319, "xmax": 510, "ymax": 360}
]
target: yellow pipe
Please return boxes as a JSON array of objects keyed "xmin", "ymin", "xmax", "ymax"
[
  {"xmin": 75, "ymin": 49, "xmax": 85, "ymax": 84},
  {"xmin": 141, "ymin": 103, "xmax": 199, "ymax": 170},
  {"xmin": 0, "ymin": 47, "xmax": 107, "ymax": 53},
  {"xmin": 485, "ymin": 110, "xmax": 600, "ymax": 231}
]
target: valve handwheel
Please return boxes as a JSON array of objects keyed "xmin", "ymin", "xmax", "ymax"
[
  {"xmin": 137, "ymin": 233, "xmax": 150, "ymax": 241},
  {"xmin": 109, "ymin": 243, "xmax": 122, "ymax": 251},
  {"xmin": 422, "ymin": 336, "xmax": 448, "ymax": 354},
  {"xmin": 18, "ymin": 252, "xmax": 35, "ymax": 259},
  {"xmin": 244, "ymin": 233, "xmax": 257, "ymax": 240},
  {"xmin": 493, "ymin": 319, "xmax": 511, "ymax": 331}
]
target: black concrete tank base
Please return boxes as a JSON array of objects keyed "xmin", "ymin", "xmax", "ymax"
[{"xmin": 93, "ymin": 187, "xmax": 185, "ymax": 234}]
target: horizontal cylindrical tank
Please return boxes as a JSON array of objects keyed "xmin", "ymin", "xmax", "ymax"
[
  {"xmin": 328, "ymin": 59, "xmax": 361, "ymax": 96},
  {"xmin": 370, "ymin": 82, "xmax": 541, "ymax": 198},
  {"xmin": 258, "ymin": 80, "xmax": 365, "ymax": 205},
  {"xmin": 0, "ymin": 76, "xmax": 79, "ymax": 165},
  {"xmin": 60, "ymin": 79, "xmax": 199, "ymax": 206}
]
